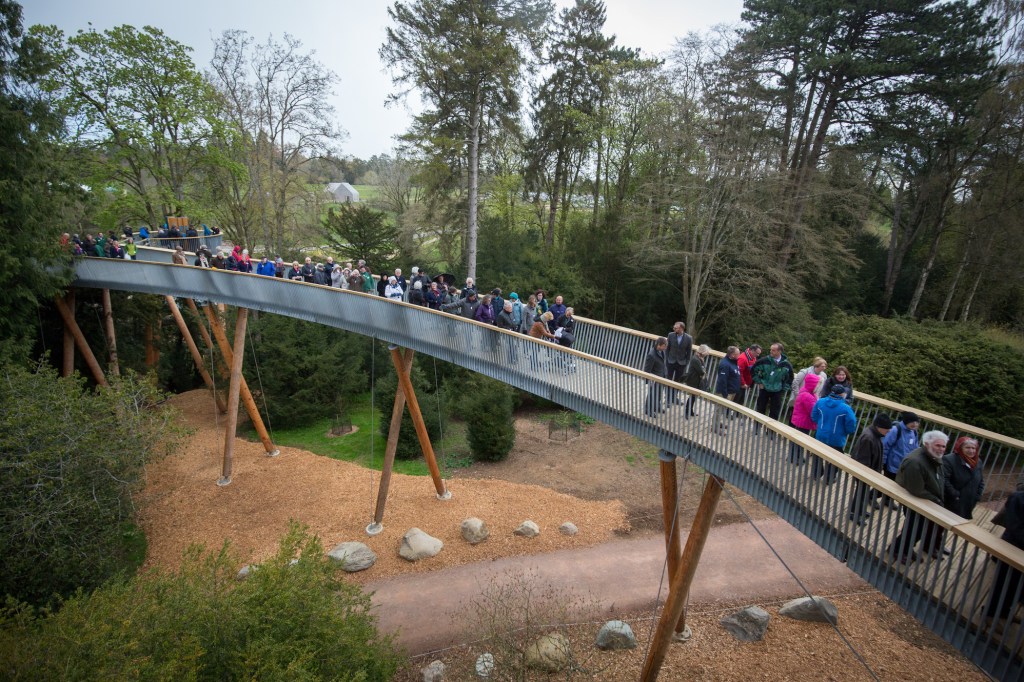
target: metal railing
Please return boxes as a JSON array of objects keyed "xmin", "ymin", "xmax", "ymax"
[
  {"xmin": 572, "ymin": 317, "xmax": 1024, "ymax": 511},
  {"xmin": 71, "ymin": 257, "xmax": 1024, "ymax": 680},
  {"xmin": 141, "ymin": 234, "xmax": 224, "ymax": 253}
]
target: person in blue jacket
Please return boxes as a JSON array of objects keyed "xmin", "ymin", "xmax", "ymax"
[
  {"xmin": 880, "ymin": 411, "xmax": 921, "ymax": 507},
  {"xmin": 255, "ymin": 256, "xmax": 276, "ymax": 276},
  {"xmin": 811, "ymin": 384, "xmax": 858, "ymax": 483},
  {"xmin": 714, "ymin": 346, "xmax": 741, "ymax": 434}
]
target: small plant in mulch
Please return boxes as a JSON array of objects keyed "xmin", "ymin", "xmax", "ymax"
[{"xmin": 548, "ymin": 410, "xmax": 583, "ymax": 442}]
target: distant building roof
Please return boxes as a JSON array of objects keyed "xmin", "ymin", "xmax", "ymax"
[{"xmin": 325, "ymin": 182, "xmax": 359, "ymax": 203}]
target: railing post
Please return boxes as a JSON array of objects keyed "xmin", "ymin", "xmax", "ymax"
[
  {"xmin": 641, "ymin": 474, "xmax": 724, "ymax": 682},
  {"xmin": 219, "ymin": 307, "xmax": 248, "ymax": 486},
  {"xmin": 389, "ymin": 344, "xmax": 450, "ymax": 500}
]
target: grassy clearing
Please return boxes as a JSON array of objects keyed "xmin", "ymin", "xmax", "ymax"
[
  {"xmin": 246, "ymin": 394, "xmax": 473, "ymax": 476},
  {"xmin": 983, "ymin": 326, "xmax": 1024, "ymax": 353}
]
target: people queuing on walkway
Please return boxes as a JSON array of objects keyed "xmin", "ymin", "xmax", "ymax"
[{"xmin": 888, "ymin": 430, "xmax": 949, "ymax": 564}]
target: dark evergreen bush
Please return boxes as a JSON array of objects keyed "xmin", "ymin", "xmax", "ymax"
[{"xmin": 466, "ymin": 375, "xmax": 517, "ymax": 462}]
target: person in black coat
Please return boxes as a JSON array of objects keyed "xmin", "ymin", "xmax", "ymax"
[
  {"xmin": 848, "ymin": 413, "xmax": 892, "ymax": 524},
  {"xmin": 942, "ymin": 436, "xmax": 984, "ymax": 519},
  {"xmin": 986, "ymin": 481, "xmax": 1024, "ymax": 624},
  {"xmin": 642, "ymin": 337, "xmax": 669, "ymax": 417},
  {"xmin": 666, "ymin": 321, "xmax": 693, "ymax": 403}
]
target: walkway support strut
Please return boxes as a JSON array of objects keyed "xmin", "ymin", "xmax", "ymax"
[
  {"xmin": 641, "ymin": 474, "xmax": 724, "ymax": 682},
  {"xmin": 203, "ymin": 303, "xmax": 279, "ymax": 456},
  {"xmin": 165, "ymin": 296, "xmax": 227, "ymax": 413},
  {"xmin": 101, "ymin": 289, "xmax": 120, "ymax": 376},
  {"xmin": 53, "ymin": 295, "xmax": 108, "ymax": 387},
  {"xmin": 389, "ymin": 345, "xmax": 449, "ymax": 500},
  {"xmin": 658, "ymin": 452, "xmax": 686, "ymax": 634},
  {"xmin": 368, "ymin": 347, "xmax": 416, "ymax": 535},
  {"xmin": 219, "ymin": 307, "xmax": 248, "ymax": 486},
  {"xmin": 62, "ymin": 290, "xmax": 75, "ymax": 377}
]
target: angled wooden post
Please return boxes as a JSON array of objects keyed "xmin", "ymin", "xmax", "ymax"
[
  {"xmin": 101, "ymin": 289, "xmax": 120, "ymax": 376},
  {"xmin": 389, "ymin": 345, "xmax": 450, "ymax": 500},
  {"xmin": 203, "ymin": 303, "xmax": 279, "ymax": 456},
  {"xmin": 367, "ymin": 347, "xmax": 415, "ymax": 535},
  {"xmin": 658, "ymin": 452, "xmax": 686, "ymax": 635},
  {"xmin": 184, "ymin": 298, "xmax": 216, "ymax": 351},
  {"xmin": 641, "ymin": 475, "xmax": 724, "ymax": 682},
  {"xmin": 53, "ymin": 296, "xmax": 108, "ymax": 387},
  {"xmin": 62, "ymin": 290, "xmax": 75, "ymax": 377},
  {"xmin": 144, "ymin": 322, "xmax": 159, "ymax": 368},
  {"xmin": 219, "ymin": 307, "xmax": 249, "ymax": 486},
  {"xmin": 165, "ymin": 296, "xmax": 227, "ymax": 413}
]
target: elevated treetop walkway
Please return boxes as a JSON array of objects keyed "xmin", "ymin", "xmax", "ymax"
[{"xmin": 70, "ymin": 255, "xmax": 1024, "ymax": 680}]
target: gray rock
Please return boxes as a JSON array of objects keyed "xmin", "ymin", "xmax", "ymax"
[
  {"xmin": 327, "ymin": 541, "xmax": 377, "ymax": 572},
  {"xmin": 595, "ymin": 620, "xmax": 637, "ymax": 650},
  {"xmin": 525, "ymin": 631, "xmax": 571, "ymax": 672},
  {"xmin": 236, "ymin": 564, "xmax": 255, "ymax": 580},
  {"xmin": 400, "ymin": 527, "xmax": 444, "ymax": 561},
  {"xmin": 420, "ymin": 659, "xmax": 445, "ymax": 682},
  {"xmin": 514, "ymin": 520, "xmax": 540, "ymax": 538},
  {"xmin": 720, "ymin": 606, "xmax": 770, "ymax": 642},
  {"xmin": 475, "ymin": 652, "xmax": 494, "ymax": 678},
  {"xmin": 778, "ymin": 596, "xmax": 838, "ymax": 625},
  {"xmin": 461, "ymin": 517, "xmax": 490, "ymax": 544},
  {"xmin": 559, "ymin": 521, "xmax": 579, "ymax": 536}
]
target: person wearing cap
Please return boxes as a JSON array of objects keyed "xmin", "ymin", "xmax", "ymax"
[
  {"xmin": 172, "ymin": 246, "xmax": 188, "ymax": 266},
  {"xmin": 889, "ymin": 430, "xmax": 949, "ymax": 563},
  {"xmin": 255, "ymin": 255, "xmax": 275, "ymax": 276},
  {"xmin": 849, "ymin": 412, "xmax": 893, "ymax": 524},
  {"xmin": 508, "ymin": 292, "xmax": 527, "ymax": 333},
  {"xmin": 442, "ymin": 289, "xmax": 481, "ymax": 319},
  {"xmin": 194, "ymin": 247, "xmax": 211, "ymax": 268},
  {"xmin": 810, "ymin": 383, "xmax": 858, "ymax": 483},
  {"xmin": 942, "ymin": 436, "xmax": 984, "ymax": 520},
  {"xmin": 385, "ymin": 276, "xmax": 404, "ymax": 300},
  {"xmin": 274, "ymin": 257, "xmax": 286, "ymax": 278},
  {"xmin": 882, "ymin": 412, "xmax": 921, "ymax": 508}
]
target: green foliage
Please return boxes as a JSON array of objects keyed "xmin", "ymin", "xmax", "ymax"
[
  {"xmin": 376, "ymin": 357, "xmax": 445, "ymax": 460},
  {"xmin": 0, "ymin": 363, "xmax": 178, "ymax": 606},
  {"xmin": 466, "ymin": 375, "xmax": 517, "ymax": 462},
  {"xmin": 322, "ymin": 202, "xmax": 400, "ymax": 271},
  {"xmin": 793, "ymin": 314, "xmax": 1024, "ymax": 437},
  {"xmin": 0, "ymin": 523, "xmax": 402, "ymax": 681},
  {"xmin": 243, "ymin": 313, "xmax": 369, "ymax": 429},
  {"xmin": 0, "ymin": 2, "xmax": 75, "ymax": 360}
]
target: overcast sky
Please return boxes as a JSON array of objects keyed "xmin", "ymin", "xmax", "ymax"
[{"xmin": 23, "ymin": 0, "xmax": 745, "ymax": 159}]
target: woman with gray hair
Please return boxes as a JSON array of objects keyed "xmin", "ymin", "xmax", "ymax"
[{"xmin": 682, "ymin": 344, "xmax": 710, "ymax": 418}]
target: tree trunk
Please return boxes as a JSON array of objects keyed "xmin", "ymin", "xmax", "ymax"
[
  {"xmin": 466, "ymin": 84, "xmax": 482, "ymax": 281},
  {"xmin": 907, "ymin": 219, "xmax": 945, "ymax": 318},
  {"xmin": 939, "ymin": 229, "xmax": 973, "ymax": 321}
]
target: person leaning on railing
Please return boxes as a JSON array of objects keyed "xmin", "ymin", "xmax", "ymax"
[
  {"xmin": 888, "ymin": 430, "xmax": 950, "ymax": 564},
  {"xmin": 681, "ymin": 344, "xmax": 710, "ymax": 419},
  {"xmin": 643, "ymin": 336, "xmax": 669, "ymax": 418},
  {"xmin": 849, "ymin": 413, "xmax": 893, "ymax": 525},
  {"xmin": 985, "ymin": 480, "xmax": 1024, "ymax": 626}
]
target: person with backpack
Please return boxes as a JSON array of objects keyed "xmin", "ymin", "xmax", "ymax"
[{"xmin": 881, "ymin": 412, "xmax": 921, "ymax": 507}]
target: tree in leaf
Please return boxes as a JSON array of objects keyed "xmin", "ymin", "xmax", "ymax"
[
  {"xmin": 321, "ymin": 202, "xmax": 400, "ymax": 272},
  {"xmin": 380, "ymin": 0, "xmax": 553, "ymax": 280}
]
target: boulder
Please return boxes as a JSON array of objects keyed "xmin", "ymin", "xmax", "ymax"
[
  {"xmin": 525, "ymin": 632, "xmax": 571, "ymax": 672},
  {"xmin": 720, "ymin": 606, "xmax": 770, "ymax": 642},
  {"xmin": 400, "ymin": 528, "xmax": 444, "ymax": 561},
  {"xmin": 236, "ymin": 564, "xmax": 255, "ymax": 580},
  {"xmin": 420, "ymin": 659, "xmax": 445, "ymax": 682},
  {"xmin": 514, "ymin": 520, "xmax": 540, "ymax": 538},
  {"xmin": 595, "ymin": 620, "xmax": 637, "ymax": 650},
  {"xmin": 778, "ymin": 596, "xmax": 838, "ymax": 625},
  {"xmin": 461, "ymin": 517, "xmax": 490, "ymax": 544},
  {"xmin": 475, "ymin": 652, "xmax": 495, "ymax": 678},
  {"xmin": 559, "ymin": 521, "xmax": 579, "ymax": 536},
  {"xmin": 327, "ymin": 541, "xmax": 377, "ymax": 572}
]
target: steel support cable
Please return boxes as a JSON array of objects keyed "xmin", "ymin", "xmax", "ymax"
[
  {"xmin": 245, "ymin": 319, "xmax": 275, "ymax": 441},
  {"xmin": 720, "ymin": 483, "xmax": 881, "ymax": 682}
]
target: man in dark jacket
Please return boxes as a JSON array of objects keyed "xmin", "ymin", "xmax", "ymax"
[
  {"xmin": 714, "ymin": 346, "xmax": 741, "ymax": 434},
  {"xmin": 849, "ymin": 413, "xmax": 893, "ymax": 524},
  {"xmin": 643, "ymin": 337, "xmax": 669, "ymax": 417},
  {"xmin": 889, "ymin": 430, "xmax": 949, "ymax": 563},
  {"xmin": 986, "ymin": 480, "xmax": 1024, "ymax": 624},
  {"xmin": 666, "ymin": 321, "xmax": 693, "ymax": 404},
  {"xmin": 442, "ymin": 291, "xmax": 481, "ymax": 319}
]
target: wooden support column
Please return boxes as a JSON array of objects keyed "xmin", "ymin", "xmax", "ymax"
[
  {"xmin": 185, "ymin": 298, "xmax": 216, "ymax": 352},
  {"xmin": 658, "ymin": 453, "xmax": 686, "ymax": 634},
  {"xmin": 641, "ymin": 475, "xmax": 724, "ymax": 682},
  {"xmin": 101, "ymin": 289, "xmax": 120, "ymax": 376},
  {"xmin": 53, "ymin": 296, "xmax": 108, "ymax": 387},
  {"xmin": 219, "ymin": 308, "xmax": 248, "ymax": 486},
  {"xmin": 367, "ymin": 348, "xmax": 415, "ymax": 535},
  {"xmin": 62, "ymin": 290, "xmax": 75, "ymax": 377},
  {"xmin": 389, "ymin": 345, "xmax": 449, "ymax": 500},
  {"xmin": 144, "ymin": 322, "xmax": 159, "ymax": 368},
  {"xmin": 203, "ymin": 304, "xmax": 279, "ymax": 456},
  {"xmin": 166, "ymin": 296, "xmax": 227, "ymax": 414}
]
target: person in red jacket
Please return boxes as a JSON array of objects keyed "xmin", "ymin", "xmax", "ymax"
[{"xmin": 736, "ymin": 344, "xmax": 762, "ymax": 406}]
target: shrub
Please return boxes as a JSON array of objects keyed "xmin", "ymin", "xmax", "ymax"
[
  {"xmin": 0, "ymin": 364, "xmax": 177, "ymax": 606},
  {"xmin": 466, "ymin": 375, "xmax": 516, "ymax": 462},
  {"xmin": 0, "ymin": 523, "xmax": 402, "ymax": 681}
]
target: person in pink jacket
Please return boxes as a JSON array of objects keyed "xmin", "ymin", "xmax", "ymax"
[{"xmin": 789, "ymin": 372, "xmax": 820, "ymax": 465}]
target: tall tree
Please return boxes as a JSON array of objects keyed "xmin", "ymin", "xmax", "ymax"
[
  {"xmin": 526, "ymin": 0, "xmax": 615, "ymax": 246},
  {"xmin": 380, "ymin": 0, "xmax": 553, "ymax": 279},
  {"xmin": 31, "ymin": 23, "xmax": 223, "ymax": 228},
  {"xmin": 208, "ymin": 31, "xmax": 343, "ymax": 253}
]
